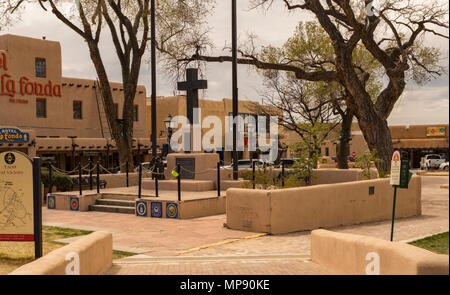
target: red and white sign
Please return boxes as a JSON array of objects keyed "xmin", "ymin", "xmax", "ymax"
[{"xmin": 390, "ymin": 151, "xmax": 401, "ymax": 186}]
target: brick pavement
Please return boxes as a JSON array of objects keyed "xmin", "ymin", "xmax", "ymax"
[{"xmin": 43, "ymin": 176, "xmax": 448, "ymax": 274}]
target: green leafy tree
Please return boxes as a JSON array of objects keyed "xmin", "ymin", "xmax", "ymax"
[
  {"xmin": 169, "ymin": 1, "xmax": 448, "ymax": 173},
  {"xmin": 354, "ymin": 149, "xmax": 382, "ymax": 180}
]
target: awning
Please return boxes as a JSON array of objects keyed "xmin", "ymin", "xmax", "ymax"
[{"xmin": 392, "ymin": 138, "xmax": 449, "ymax": 149}]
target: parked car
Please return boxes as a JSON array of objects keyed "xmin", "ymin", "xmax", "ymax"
[
  {"xmin": 420, "ymin": 154, "xmax": 446, "ymax": 170},
  {"xmin": 278, "ymin": 158, "xmax": 297, "ymax": 168},
  {"xmin": 439, "ymin": 161, "xmax": 449, "ymax": 171},
  {"xmin": 223, "ymin": 159, "xmax": 264, "ymax": 169}
]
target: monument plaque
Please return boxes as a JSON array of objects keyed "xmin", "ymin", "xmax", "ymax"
[{"xmin": 176, "ymin": 158, "xmax": 195, "ymax": 179}]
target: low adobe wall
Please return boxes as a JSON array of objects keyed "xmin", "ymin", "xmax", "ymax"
[
  {"xmin": 237, "ymin": 168, "xmax": 378, "ymax": 185},
  {"xmin": 226, "ymin": 175, "xmax": 421, "ymax": 234},
  {"xmin": 136, "ymin": 196, "xmax": 225, "ymax": 219},
  {"xmin": 68, "ymin": 172, "xmax": 141, "ymax": 189},
  {"xmin": 47, "ymin": 193, "xmax": 101, "ymax": 212},
  {"xmin": 311, "ymin": 229, "xmax": 449, "ymax": 275},
  {"xmin": 9, "ymin": 231, "xmax": 113, "ymax": 275}
]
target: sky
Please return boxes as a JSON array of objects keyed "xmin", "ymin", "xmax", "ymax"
[{"xmin": 0, "ymin": 0, "xmax": 448, "ymax": 126}]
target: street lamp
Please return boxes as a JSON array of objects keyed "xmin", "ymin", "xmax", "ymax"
[{"xmin": 164, "ymin": 114, "xmax": 176, "ymax": 154}]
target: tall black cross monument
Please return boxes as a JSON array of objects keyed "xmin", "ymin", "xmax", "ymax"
[{"xmin": 177, "ymin": 68, "xmax": 208, "ymax": 125}]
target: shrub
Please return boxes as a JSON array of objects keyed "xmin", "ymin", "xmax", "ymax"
[{"xmin": 41, "ymin": 167, "xmax": 73, "ymax": 192}]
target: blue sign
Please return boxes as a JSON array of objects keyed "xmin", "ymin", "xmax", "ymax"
[
  {"xmin": 136, "ymin": 201, "xmax": 147, "ymax": 217},
  {"xmin": 166, "ymin": 202, "xmax": 178, "ymax": 219},
  {"xmin": 4, "ymin": 152, "xmax": 15, "ymax": 165},
  {"xmin": 0, "ymin": 128, "xmax": 30, "ymax": 143},
  {"xmin": 70, "ymin": 196, "xmax": 79, "ymax": 211},
  {"xmin": 48, "ymin": 196, "xmax": 56, "ymax": 209},
  {"xmin": 150, "ymin": 202, "xmax": 162, "ymax": 218}
]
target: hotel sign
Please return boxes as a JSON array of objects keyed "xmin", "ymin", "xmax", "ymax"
[
  {"xmin": 426, "ymin": 127, "xmax": 446, "ymax": 137},
  {"xmin": 0, "ymin": 128, "xmax": 30, "ymax": 143},
  {"xmin": 1, "ymin": 51, "xmax": 62, "ymax": 99}
]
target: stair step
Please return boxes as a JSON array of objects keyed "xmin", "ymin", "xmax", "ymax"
[
  {"xmin": 97, "ymin": 199, "xmax": 135, "ymax": 207},
  {"xmin": 89, "ymin": 204, "xmax": 135, "ymax": 214}
]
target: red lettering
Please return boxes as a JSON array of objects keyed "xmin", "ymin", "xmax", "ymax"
[
  {"xmin": 19, "ymin": 76, "xmax": 28, "ymax": 95},
  {"xmin": 44, "ymin": 80, "xmax": 52, "ymax": 96},
  {"xmin": 34, "ymin": 82, "xmax": 44, "ymax": 96},
  {"xmin": 1, "ymin": 73, "xmax": 15, "ymax": 97},
  {"xmin": 25, "ymin": 82, "xmax": 34, "ymax": 95},
  {"xmin": 0, "ymin": 52, "xmax": 7, "ymax": 71},
  {"xmin": 53, "ymin": 84, "xmax": 61, "ymax": 97}
]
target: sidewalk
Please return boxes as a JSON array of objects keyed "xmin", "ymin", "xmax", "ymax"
[{"xmin": 43, "ymin": 176, "xmax": 448, "ymax": 274}]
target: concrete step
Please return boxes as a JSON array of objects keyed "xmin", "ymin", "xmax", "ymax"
[
  {"xmin": 88, "ymin": 204, "xmax": 135, "ymax": 214},
  {"xmin": 96, "ymin": 199, "xmax": 135, "ymax": 207},
  {"xmin": 100, "ymin": 193, "xmax": 137, "ymax": 201}
]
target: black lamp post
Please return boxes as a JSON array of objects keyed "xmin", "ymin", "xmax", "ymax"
[{"xmin": 164, "ymin": 114, "xmax": 175, "ymax": 154}]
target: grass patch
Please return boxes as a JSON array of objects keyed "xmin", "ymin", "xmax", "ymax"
[
  {"xmin": 408, "ymin": 232, "xmax": 449, "ymax": 255},
  {"xmin": 0, "ymin": 226, "xmax": 134, "ymax": 275}
]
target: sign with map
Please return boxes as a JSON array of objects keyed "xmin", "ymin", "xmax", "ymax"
[{"xmin": 0, "ymin": 151, "xmax": 34, "ymax": 241}]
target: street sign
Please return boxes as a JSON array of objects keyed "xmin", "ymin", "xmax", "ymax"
[
  {"xmin": 390, "ymin": 151, "xmax": 401, "ymax": 186},
  {"xmin": 399, "ymin": 157, "xmax": 410, "ymax": 189},
  {"xmin": 0, "ymin": 151, "xmax": 42, "ymax": 258}
]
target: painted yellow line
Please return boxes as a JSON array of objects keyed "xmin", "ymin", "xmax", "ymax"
[{"xmin": 178, "ymin": 233, "xmax": 267, "ymax": 255}]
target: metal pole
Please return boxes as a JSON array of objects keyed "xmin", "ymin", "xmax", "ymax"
[
  {"xmin": 155, "ymin": 163, "xmax": 159, "ymax": 198},
  {"xmin": 138, "ymin": 163, "xmax": 142, "ymax": 199},
  {"xmin": 252, "ymin": 160, "xmax": 256, "ymax": 189},
  {"xmin": 33, "ymin": 157, "xmax": 43, "ymax": 259},
  {"xmin": 78, "ymin": 163, "xmax": 82, "ymax": 196},
  {"xmin": 48, "ymin": 163, "xmax": 53, "ymax": 194},
  {"xmin": 96, "ymin": 161, "xmax": 100, "ymax": 194},
  {"xmin": 232, "ymin": 0, "xmax": 239, "ymax": 180},
  {"xmin": 390, "ymin": 186, "xmax": 398, "ymax": 241},
  {"xmin": 281, "ymin": 159, "xmax": 285, "ymax": 188},
  {"xmin": 126, "ymin": 160, "xmax": 129, "ymax": 187},
  {"xmin": 89, "ymin": 157, "xmax": 93, "ymax": 190},
  {"xmin": 150, "ymin": 0, "xmax": 157, "ymax": 163},
  {"xmin": 177, "ymin": 163, "xmax": 181, "ymax": 201},
  {"xmin": 217, "ymin": 161, "xmax": 221, "ymax": 197}
]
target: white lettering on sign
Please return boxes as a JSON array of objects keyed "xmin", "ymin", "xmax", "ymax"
[
  {"xmin": 390, "ymin": 151, "xmax": 401, "ymax": 186},
  {"xmin": 365, "ymin": 252, "xmax": 380, "ymax": 275},
  {"xmin": 65, "ymin": 252, "xmax": 80, "ymax": 275}
]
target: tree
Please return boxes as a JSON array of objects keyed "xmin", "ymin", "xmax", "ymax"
[
  {"xmin": 249, "ymin": 72, "xmax": 340, "ymax": 167},
  {"xmin": 254, "ymin": 22, "xmax": 383, "ymax": 169},
  {"xmin": 167, "ymin": 0, "xmax": 448, "ymax": 173},
  {"xmin": 1, "ymin": 0, "xmax": 213, "ymax": 171}
]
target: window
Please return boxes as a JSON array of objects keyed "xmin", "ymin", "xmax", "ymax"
[
  {"xmin": 36, "ymin": 98, "xmax": 46, "ymax": 118},
  {"xmin": 73, "ymin": 101, "xmax": 82, "ymax": 119},
  {"xmin": 133, "ymin": 105, "xmax": 139, "ymax": 122},
  {"xmin": 325, "ymin": 147, "xmax": 329, "ymax": 157},
  {"xmin": 35, "ymin": 58, "xmax": 46, "ymax": 78}
]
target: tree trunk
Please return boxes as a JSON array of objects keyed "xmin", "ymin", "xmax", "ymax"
[
  {"xmin": 357, "ymin": 116, "xmax": 393, "ymax": 174},
  {"xmin": 337, "ymin": 111, "xmax": 353, "ymax": 169}
]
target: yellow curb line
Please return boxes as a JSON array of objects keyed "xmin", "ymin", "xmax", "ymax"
[{"xmin": 177, "ymin": 233, "xmax": 268, "ymax": 255}]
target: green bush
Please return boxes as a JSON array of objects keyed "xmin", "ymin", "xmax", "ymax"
[{"xmin": 41, "ymin": 167, "xmax": 73, "ymax": 192}]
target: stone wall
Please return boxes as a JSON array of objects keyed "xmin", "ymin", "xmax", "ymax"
[
  {"xmin": 311, "ymin": 229, "xmax": 449, "ymax": 275},
  {"xmin": 9, "ymin": 231, "xmax": 112, "ymax": 275},
  {"xmin": 226, "ymin": 175, "xmax": 421, "ymax": 234}
]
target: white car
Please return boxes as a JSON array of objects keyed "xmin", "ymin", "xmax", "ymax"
[
  {"xmin": 420, "ymin": 154, "xmax": 446, "ymax": 170},
  {"xmin": 439, "ymin": 161, "xmax": 449, "ymax": 171}
]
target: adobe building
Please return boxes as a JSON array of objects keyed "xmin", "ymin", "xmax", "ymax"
[
  {"xmin": 297, "ymin": 123, "xmax": 449, "ymax": 168},
  {"xmin": 146, "ymin": 96, "xmax": 282, "ymax": 164},
  {"xmin": 0, "ymin": 34, "xmax": 151, "ymax": 170}
]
